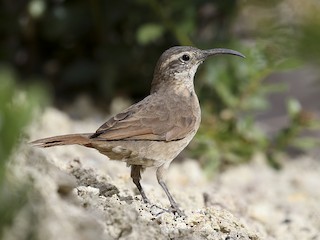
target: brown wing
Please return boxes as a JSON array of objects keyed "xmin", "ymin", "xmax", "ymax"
[{"xmin": 91, "ymin": 94, "xmax": 197, "ymax": 141}]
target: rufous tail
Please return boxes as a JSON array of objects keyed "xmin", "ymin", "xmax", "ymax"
[{"xmin": 30, "ymin": 133, "xmax": 93, "ymax": 148}]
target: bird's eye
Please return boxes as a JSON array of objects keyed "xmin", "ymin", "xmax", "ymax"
[{"xmin": 181, "ymin": 54, "xmax": 190, "ymax": 62}]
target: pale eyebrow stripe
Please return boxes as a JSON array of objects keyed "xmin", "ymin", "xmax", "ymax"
[{"xmin": 160, "ymin": 53, "xmax": 185, "ymax": 69}]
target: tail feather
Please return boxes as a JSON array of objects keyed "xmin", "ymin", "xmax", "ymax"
[{"xmin": 30, "ymin": 133, "xmax": 93, "ymax": 148}]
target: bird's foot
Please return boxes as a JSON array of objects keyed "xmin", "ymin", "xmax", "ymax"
[
  {"xmin": 149, "ymin": 204, "xmax": 169, "ymax": 216},
  {"xmin": 148, "ymin": 203, "xmax": 186, "ymax": 218},
  {"xmin": 169, "ymin": 203, "xmax": 186, "ymax": 218},
  {"xmin": 139, "ymin": 195, "xmax": 186, "ymax": 218},
  {"xmin": 140, "ymin": 201, "xmax": 186, "ymax": 218}
]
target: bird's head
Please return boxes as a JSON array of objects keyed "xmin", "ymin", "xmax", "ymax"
[{"xmin": 151, "ymin": 46, "xmax": 244, "ymax": 93}]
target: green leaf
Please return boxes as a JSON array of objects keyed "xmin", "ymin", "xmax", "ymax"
[
  {"xmin": 136, "ymin": 23, "xmax": 164, "ymax": 45},
  {"xmin": 291, "ymin": 137, "xmax": 320, "ymax": 150},
  {"xmin": 287, "ymin": 98, "xmax": 301, "ymax": 118}
]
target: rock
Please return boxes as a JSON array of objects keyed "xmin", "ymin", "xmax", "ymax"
[{"xmin": 3, "ymin": 107, "xmax": 319, "ymax": 240}]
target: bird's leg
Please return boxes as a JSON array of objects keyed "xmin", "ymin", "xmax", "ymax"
[
  {"xmin": 130, "ymin": 165, "xmax": 149, "ymax": 203},
  {"xmin": 156, "ymin": 165, "xmax": 185, "ymax": 217}
]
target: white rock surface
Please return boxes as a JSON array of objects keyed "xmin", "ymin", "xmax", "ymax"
[{"xmin": 4, "ymin": 108, "xmax": 320, "ymax": 240}]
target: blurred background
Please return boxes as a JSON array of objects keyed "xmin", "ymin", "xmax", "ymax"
[
  {"xmin": 1, "ymin": 0, "xmax": 320, "ymax": 237},
  {"xmin": 1, "ymin": 0, "xmax": 320, "ymax": 172}
]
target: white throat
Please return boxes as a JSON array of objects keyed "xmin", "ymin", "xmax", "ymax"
[{"xmin": 173, "ymin": 64, "xmax": 199, "ymax": 92}]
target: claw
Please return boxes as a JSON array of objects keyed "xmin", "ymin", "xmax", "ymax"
[{"xmin": 170, "ymin": 204, "xmax": 186, "ymax": 218}]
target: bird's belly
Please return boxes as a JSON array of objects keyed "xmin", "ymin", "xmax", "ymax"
[{"xmin": 92, "ymin": 133, "xmax": 195, "ymax": 168}]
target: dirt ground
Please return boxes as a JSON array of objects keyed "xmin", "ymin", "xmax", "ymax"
[{"xmin": 4, "ymin": 108, "xmax": 320, "ymax": 240}]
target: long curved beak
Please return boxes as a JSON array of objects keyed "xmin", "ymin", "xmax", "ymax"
[{"xmin": 202, "ymin": 48, "xmax": 245, "ymax": 59}]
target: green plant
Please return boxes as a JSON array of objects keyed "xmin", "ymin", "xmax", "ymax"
[
  {"xmin": 1, "ymin": 0, "xmax": 319, "ymax": 176},
  {"xmin": 0, "ymin": 66, "xmax": 47, "ymax": 237}
]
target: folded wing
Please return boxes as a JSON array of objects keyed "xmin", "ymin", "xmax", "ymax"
[{"xmin": 91, "ymin": 94, "xmax": 197, "ymax": 141}]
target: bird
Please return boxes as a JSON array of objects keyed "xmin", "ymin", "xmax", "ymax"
[{"xmin": 31, "ymin": 46, "xmax": 245, "ymax": 216}]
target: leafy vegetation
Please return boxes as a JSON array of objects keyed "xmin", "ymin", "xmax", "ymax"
[
  {"xmin": 0, "ymin": 0, "xmax": 319, "ymax": 173},
  {"xmin": 0, "ymin": 66, "xmax": 46, "ymax": 237}
]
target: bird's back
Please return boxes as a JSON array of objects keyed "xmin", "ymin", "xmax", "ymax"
[{"xmin": 90, "ymin": 89, "xmax": 201, "ymax": 167}]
